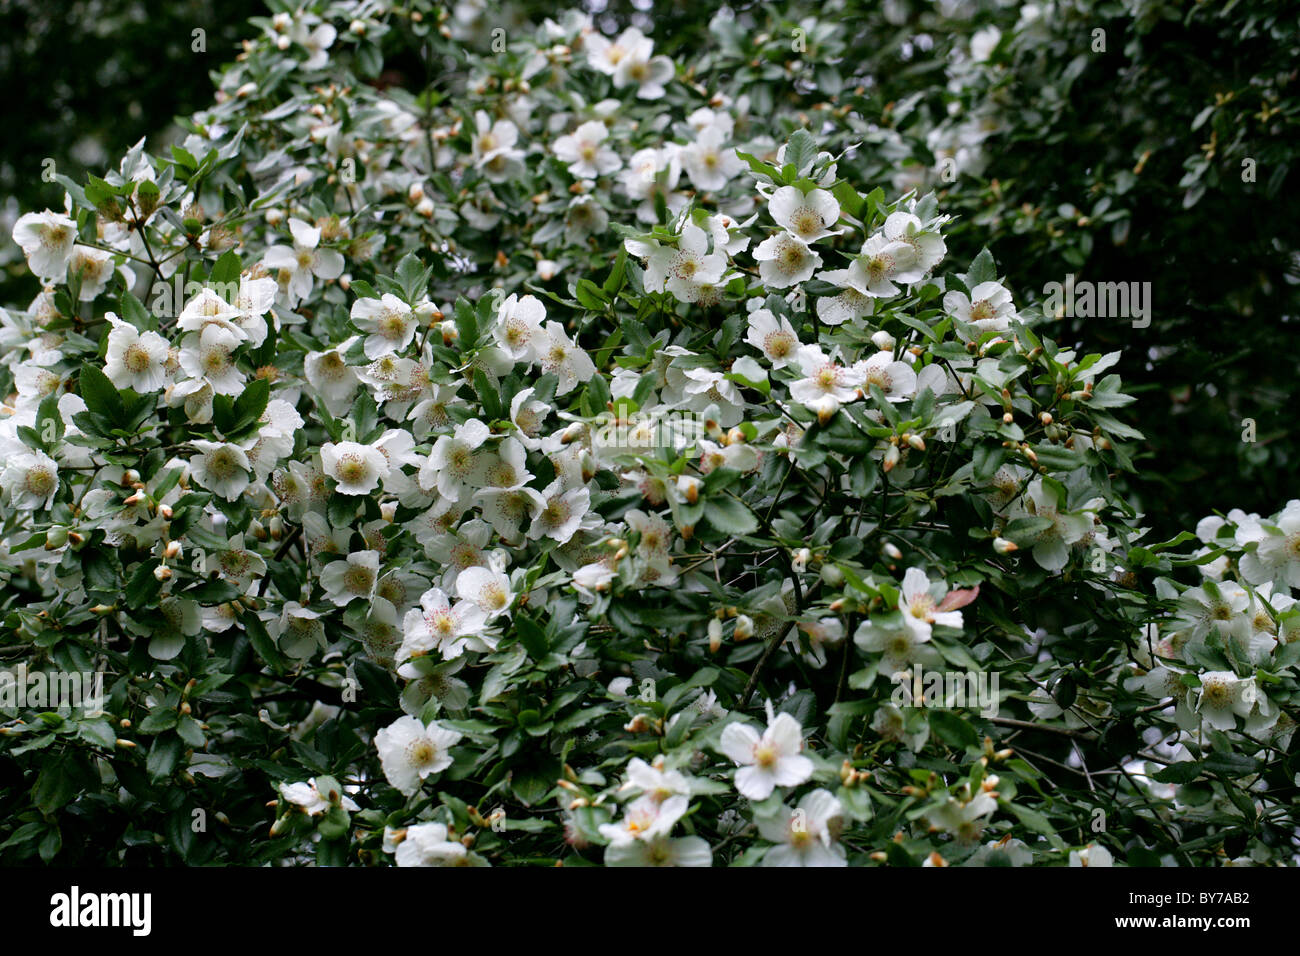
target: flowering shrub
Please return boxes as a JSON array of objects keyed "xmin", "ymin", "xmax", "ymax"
[{"xmin": 0, "ymin": 1, "xmax": 1296, "ymax": 868}]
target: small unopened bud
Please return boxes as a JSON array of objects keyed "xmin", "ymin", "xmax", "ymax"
[
  {"xmin": 792, "ymin": 547, "xmax": 812, "ymax": 572},
  {"xmin": 164, "ymin": 540, "xmax": 182, "ymax": 559},
  {"xmin": 993, "ymin": 537, "xmax": 1018, "ymax": 554},
  {"xmin": 676, "ymin": 475, "xmax": 703, "ymax": 505},
  {"xmin": 158, "ymin": 504, "xmax": 173, "ymax": 520},
  {"xmin": 883, "ymin": 542, "xmax": 902, "ymax": 560},
  {"xmin": 154, "ymin": 565, "xmax": 172, "ymax": 582},
  {"xmin": 883, "ymin": 444, "xmax": 901, "ymax": 472},
  {"xmin": 734, "ymin": 614, "xmax": 754, "ymax": 641},
  {"xmin": 708, "ymin": 617, "xmax": 723, "ymax": 653},
  {"xmin": 871, "ymin": 330, "xmax": 896, "ymax": 351},
  {"xmin": 1039, "ymin": 412, "xmax": 1053, "ymax": 425},
  {"xmin": 1002, "ymin": 412, "xmax": 1013, "ymax": 424},
  {"xmin": 623, "ymin": 714, "xmax": 652, "ymax": 733},
  {"xmin": 907, "ymin": 434, "xmax": 926, "ymax": 451}
]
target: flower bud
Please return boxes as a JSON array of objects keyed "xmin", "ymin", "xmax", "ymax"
[
  {"xmin": 708, "ymin": 617, "xmax": 723, "ymax": 654},
  {"xmin": 993, "ymin": 537, "xmax": 1018, "ymax": 554},
  {"xmin": 883, "ymin": 444, "xmax": 900, "ymax": 472},
  {"xmin": 734, "ymin": 614, "xmax": 754, "ymax": 641},
  {"xmin": 871, "ymin": 330, "xmax": 896, "ymax": 351},
  {"xmin": 676, "ymin": 475, "xmax": 703, "ymax": 504}
]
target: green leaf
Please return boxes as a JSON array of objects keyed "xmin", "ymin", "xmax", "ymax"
[
  {"xmin": 78, "ymin": 362, "xmax": 125, "ymax": 427},
  {"xmin": 210, "ymin": 250, "xmax": 242, "ymax": 286},
  {"xmin": 965, "ymin": 248, "xmax": 997, "ymax": 287},
  {"xmin": 514, "ymin": 614, "xmax": 550, "ymax": 658},
  {"xmin": 785, "ymin": 129, "xmax": 817, "ymax": 175},
  {"xmin": 146, "ymin": 734, "xmax": 183, "ymax": 781},
  {"xmin": 1152, "ymin": 761, "xmax": 1201, "ymax": 784},
  {"xmin": 704, "ymin": 496, "xmax": 759, "ymax": 536}
]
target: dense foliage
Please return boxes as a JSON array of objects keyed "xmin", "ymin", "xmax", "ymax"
[{"xmin": 1, "ymin": 0, "xmax": 1297, "ymax": 867}]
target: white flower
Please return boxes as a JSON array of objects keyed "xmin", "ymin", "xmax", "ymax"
[
  {"xmin": 754, "ymin": 232, "xmax": 821, "ymax": 288},
  {"xmin": 280, "ymin": 778, "xmax": 359, "ymax": 815},
  {"xmin": 0, "ymin": 449, "xmax": 59, "ymax": 510},
  {"xmin": 613, "ymin": 39, "xmax": 674, "ymax": 98},
  {"xmin": 588, "ymin": 28, "xmax": 674, "ymax": 99},
  {"xmin": 605, "ymin": 834, "xmax": 712, "ymax": 866},
  {"xmin": 971, "ymin": 25, "xmax": 1002, "ymax": 61},
  {"xmin": 493, "ymin": 293, "xmax": 547, "ymax": 362},
  {"xmin": 319, "ymin": 549, "xmax": 381, "ymax": 606},
  {"xmin": 1069, "ymin": 844, "xmax": 1115, "ymax": 867},
  {"xmin": 856, "ymin": 232, "xmax": 923, "ymax": 297},
  {"xmin": 374, "ymin": 715, "xmax": 463, "ymax": 796},
  {"xmin": 454, "ymin": 565, "xmax": 514, "ymax": 618},
  {"xmin": 399, "ymin": 585, "xmax": 492, "ymax": 662},
  {"xmin": 930, "ymin": 792, "xmax": 998, "ymax": 842},
  {"xmin": 177, "ymin": 288, "xmax": 246, "ymax": 339},
  {"xmin": 1012, "ymin": 478, "xmax": 1093, "ymax": 571},
  {"xmin": 769, "ymin": 186, "xmax": 841, "ymax": 243},
  {"xmin": 717, "ymin": 702, "xmax": 814, "ymax": 800},
  {"xmin": 68, "ymin": 245, "xmax": 118, "ymax": 301},
  {"xmin": 421, "ymin": 418, "xmax": 491, "ymax": 500},
  {"xmin": 273, "ymin": 602, "xmax": 326, "ymax": 659},
  {"xmin": 1193, "ymin": 671, "xmax": 1256, "ymax": 731},
  {"xmin": 187, "ymin": 440, "xmax": 251, "ymax": 501},
  {"xmin": 179, "ymin": 324, "xmax": 245, "ymax": 396},
  {"xmin": 231, "ymin": 275, "xmax": 277, "ymax": 346},
  {"xmin": 898, "ymin": 567, "xmax": 966, "ymax": 642},
  {"xmin": 264, "ymin": 217, "xmax": 345, "ymax": 305},
  {"xmin": 393, "ymin": 821, "xmax": 476, "ymax": 867},
  {"xmin": 529, "ymin": 480, "xmax": 591, "ymax": 545},
  {"xmin": 321, "ymin": 440, "xmax": 390, "ymax": 495},
  {"xmin": 944, "ymin": 280, "xmax": 1017, "ymax": 334},
  {"xmin": 104, "ymin": 314, "xmax": 169, "ymax": 392},
  {"xmin": 789, "ymin": 344, "xmax": 865, "ymax": 407},
  {"xmin": 12, "ymin": 210, "xmax": 77, "ymax": 281},
  {"xmin": 573, "ymin": 560, "xmax": 616, "ymax": 598},
  {"xmin": 304, "ymin": 337, "xmax": 360, "ymax": 415},
  {"xmin": 1239, "ymin": 500, "xmax": 1300, "ymax": 589},
  {"xmin": 882, "ymin": 211, "xmax": 947, "ymax": 273},
  {"xmin": 351, "ymin": 293, "xmax": 417, "ymax": 359},
  {"xmin": 854, "ymin": 613, "xmax": 940, "ymax": 676},
  {"xmin": 293, "ymin": 19, "xmax": 337, "ymax": 70},
  {"xmin": 553, "ymin": 121, "xmax": 622, "ymax": 179},
  {"xmin": 815, "ymin": 260, "xmax": 878, "ymax": 326},
  {"xmin": 855, "ymin": 351, "xmax": 918, "ymax": 402},
  {"xmin": 599, "ymin": 793, "xmax": 688, "ymax": 846},
  {"xmin": 680, "ymin": 126, "xmax": 744, "ymax": 192},
  {"xmin": 471, "ymin": 111, "xmax": 525, "ymax": 182},
  {"xmin": 537, "ymin": 321, "xmax": 596, "ymax": 395},
  {"xmin": 757, "ymin": 789, "xmax": 846, "ymax": 867},
  {"xmin": 968, "ymin": 836, "xmax": 1034, "ymax": 867}
]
